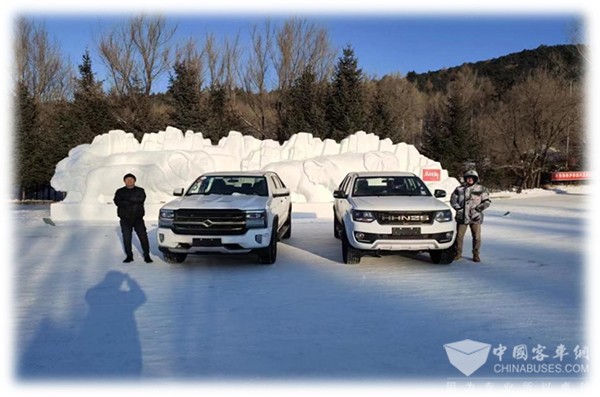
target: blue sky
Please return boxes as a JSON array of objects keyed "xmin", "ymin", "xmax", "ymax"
[{"xmin": 14, "ymin": 11, "xmax": 581, "ymax": 95}]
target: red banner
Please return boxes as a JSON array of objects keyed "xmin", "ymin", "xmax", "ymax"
[
  {"xmin": 551, "ymin": 171, "xmax": 590, "ymax": 181},
  {"xmin": 422, "ymin": 169, "xmax": 441, "ymax": 182}
]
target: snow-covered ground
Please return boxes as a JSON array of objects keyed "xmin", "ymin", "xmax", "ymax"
[{"xmin": 7, "ymin": 185, "xmax": 594, "ymax": 394}]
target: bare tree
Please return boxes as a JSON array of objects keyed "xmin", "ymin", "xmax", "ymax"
[
  {"xmin": 202, "ymin": 32, "xmax": 241, "ymax": 90},
  {"xmin": 14, "ymin": 17, "xmax": 32, "ymax": 84},
  {"xmin": 567, "ymin": 17, "xmax": 588, "ymax": 63},
  {"xmin": 223, "ymin": 33, "xmax": 242, "ymax": 94},
  {"xmin": 203, "ymin": 33, "xmax": 222, "ymax": 87},
  {"xmin": 98, "ymin": 23, "xmax": 136, "ymax": 96},
  {"xmin": 240, "ymin": 21, "xmax": 274, "ymax": 137},
  {"xmin": 98, "ymin": 14, "xmax": 176, "ymax": 96},
  {"xmin": 271, "ymin": 17, "xmax": 336, "ymax": 91},
  {"xmin": 14, "ymin": 17, "xmax": 72, "ymax": 102},
  {"xmin": 368, "ymin": 73, "xmax": 426, "ymax": 144}
]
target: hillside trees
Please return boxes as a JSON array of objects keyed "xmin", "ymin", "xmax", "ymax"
[
  {"xmin": 421, "ymin": 67, "xmax": 495, "ymax": 178},
  {"xmin": 367, "ymin": 74, "xmax": 425, "ymax": 145},
  {"xmin": 487, "ymin": 69, "xmax": 581, "ymax": 190}
]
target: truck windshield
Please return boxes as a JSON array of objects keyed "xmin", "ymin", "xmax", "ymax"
[
  {"xmin": 352, "ymin": 176, "xmax": 432, "ymax": 197},
  {"xmin": 186, "ymin": 176, "xmax": 268, "ymax": 197}
]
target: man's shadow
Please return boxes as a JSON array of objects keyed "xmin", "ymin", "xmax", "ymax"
[{"xmin": 19, "ymin": 271, "xmax": 147, "ymax": 379}]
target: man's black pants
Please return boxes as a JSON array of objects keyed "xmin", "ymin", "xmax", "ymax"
[{"xmin": 120, "ymin": 217, "xmax": 150, "ymax": 258}]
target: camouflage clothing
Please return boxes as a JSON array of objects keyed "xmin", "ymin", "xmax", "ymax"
[
  {"xmin": 450, "ymin": 170, "xmax": 491, "ymax": 261},
  {"xmin": 450, "ymin": 170, "xmax": 491, "ymax": 225}
]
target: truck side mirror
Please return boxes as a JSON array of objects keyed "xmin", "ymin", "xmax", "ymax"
[
  {"xmin": 273, "ymin": 188, "xmax": 290, "ymax": 198},
  {"xmin": 333, "ymin": 190, "xmax": 347, "ymax": 199},
  {"xmin": 173, "ymin": 188, "xmax": 184, "ymax": 196},
  {"xmin": 434, "ymin": 189, "xmax": 446, "ymax": 198}
]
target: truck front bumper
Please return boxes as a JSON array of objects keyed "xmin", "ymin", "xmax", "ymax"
[
  {"xmin": 346, "ymin": 222, "xmax": 456, "ymax": 251},
  {"xmin": 157, "ymin": 227, "xmax": 272, "ymax": 254}
]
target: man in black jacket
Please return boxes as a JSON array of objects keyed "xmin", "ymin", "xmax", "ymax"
[{"xmin": 113, "ymin": 173, "xmax": 153, "ymax": 263}]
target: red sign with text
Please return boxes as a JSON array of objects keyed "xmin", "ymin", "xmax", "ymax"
[
  {"xmin": 422, "ymin": 169, "xmax": 441, "ymax": 182},
  {"xmin": 551, "ymin": 171, "xmax": 590, "ymax": 181}
]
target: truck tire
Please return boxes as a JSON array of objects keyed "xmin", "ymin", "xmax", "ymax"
[
  {"xmin": 333, "ymin": 212, "xmax": 341, "ymax": 239},
  {"xmin": 258, "ymin": 222, "xmax": 278, "ymax": 265},
  {"xmin": 342, "ymin": 228, "xmax": 361, "ymax": 264},
  {"xmin": 281, "ymin": 207, "xmax": 292, "ymax": 240},
  {"xmin": 163, "ymin": 251, "xmax": 187, "ymax": 263},
  {"xmin": 429, "ymin": 247, "xmax": 454, "ymax": 265}
]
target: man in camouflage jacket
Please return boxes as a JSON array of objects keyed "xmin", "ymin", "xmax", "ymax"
[{"xmin": 450, "ymin": 170, "xmax": 491, "ymax": 262}]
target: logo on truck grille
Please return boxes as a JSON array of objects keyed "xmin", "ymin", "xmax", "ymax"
[
  {"xmin": 198, "ymin": 219, "xmax": 214, "ymax": 227},
  {"xmin": 381, "ymin": 214, "xmax": 430, "ymax": 222}
]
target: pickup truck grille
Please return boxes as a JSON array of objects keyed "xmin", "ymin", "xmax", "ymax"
[
  {"xmin": 374, "ymin": 211, "xmax": 435, "ymax": 225},
  {"xmin": 172, "ymin": 209, "xmax": 247, "ymax": 235}
]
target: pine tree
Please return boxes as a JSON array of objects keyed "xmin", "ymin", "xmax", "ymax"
[
  {"xmin": 420, "ymin": 103, "xmax": 446, "ymax": 162},
  {"xmin": 421, "ymin": 92, "xmax": 479, "ymax": 178},
  {"xmin": 326, "ymin": 45, "xmax": 365, "ymax": 141},
  {"xmin": 168, "ymin": 61, "xmax": 204, "ymax": 132},
  {"xmin": 278, "ymin": 67, "xmax": 327, "ymax": 141},
  {"xmin": 444, "ymin": 92, "xmax": 480, "ymax": 177},
  {"xmin": 203, "ymin": 83, "xmax": 241, "ymax": 141},
  {"xmin": 14, "ymin": 81, "xmax": 40, "ymax": 198},
  {"xmin": 73, "ymin": 49, "xmax": 114, "ymax": 142},
  {"xmin": 368, "ymin": 81, "xmax": 394, "ymax": 139}
]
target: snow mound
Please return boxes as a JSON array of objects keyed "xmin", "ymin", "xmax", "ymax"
[{"xmin": 50, "ymin": 127, "xmax": 459, "ymax": 221}]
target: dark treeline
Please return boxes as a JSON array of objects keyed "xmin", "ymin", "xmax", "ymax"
[{"xmin": 13, "ymin": 16, "xmax": 585, "ymax": 199}]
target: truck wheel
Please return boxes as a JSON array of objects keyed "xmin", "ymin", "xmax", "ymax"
[
  {"xmin": 281, "ymin": 207, "xmax": 292, "ymax": 240},
  {"xmin": 333, "ymin": 213, "xmax": 341, "ymax": 239},
  {"xmin": 163, "ymin": 251, "xmax": 187, "ymax": 263},
  {"xmin": 258, "ymin": 223, "xmax": 278, "ymax": 265},
  {"xmin": 342, "ymin": 229, "xmax": 361, "ymax": 264},
  {"xmin": 430, "ymin": 247, "xmax": 454, "ymax": 265}
]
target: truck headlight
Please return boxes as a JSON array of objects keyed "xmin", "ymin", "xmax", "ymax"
[
  {"xmin": 246, "ymin": 210, "xmax": 267, "ymax": 228},
  {"xmin": 352, "ymin": 210, "xmax": 375, "ymax": 223},
  {"xmin": 159, "ymin": 209, "xmax": 174, "ymax": 227},
  {"xmin": 434, "ymin": 210, "xmax": 453, "ymax": 223}
]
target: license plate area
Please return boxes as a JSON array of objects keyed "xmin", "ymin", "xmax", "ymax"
[
  {"xmin": 192, "ymin": 238, "xmax": 222, "ymax": 247},
  {"xmin": 392, "ymin": 227, "xmax": 421, "ymax": 236}
]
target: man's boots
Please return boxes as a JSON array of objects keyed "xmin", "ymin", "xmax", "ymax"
[
  {"xmin": 473, "ymin": 252, "xmax": 481, "ymax": 262},
  {"xmin": 454, "ymin": 247, "xmax": 462, "ymax": 261}
]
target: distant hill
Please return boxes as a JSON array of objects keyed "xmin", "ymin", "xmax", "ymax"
[{"xmin": 406, "ymin": 44, "xmax": 584, "ymax": 94}]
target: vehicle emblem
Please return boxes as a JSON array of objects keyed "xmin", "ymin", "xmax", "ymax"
[
  {"xmin": 199, "ymin": 219, "xmax": 214, "ymax": 227},
  {"xmin": 381, "ymin": 214, "xmax": 429, "ymax": 222}
]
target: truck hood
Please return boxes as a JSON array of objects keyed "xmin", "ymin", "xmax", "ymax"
[
  {"xmin": 349, "ymin": 196, "xmax": 451, "ymax": 212},
  {"xmin": 162, "ymin": 194, "xmax": 270, "ymax": 211}
]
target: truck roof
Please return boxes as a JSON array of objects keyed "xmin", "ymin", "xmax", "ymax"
[
  {"xmin": 353, "ymin": 171, "xmax": 417, "ymax": 177},
  {"xmin": 201, "ymin": 171, "xmax": 273, "ymax": 177}
]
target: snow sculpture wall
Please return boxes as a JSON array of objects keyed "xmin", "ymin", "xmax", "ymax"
[{"xmin": 51, "ymin": 127, "xmax": 459, "ymax": 221}]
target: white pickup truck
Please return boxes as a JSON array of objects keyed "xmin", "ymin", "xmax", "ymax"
[
  {"xmin": 157, "ymin": 171, "xmax": 292, "ymax": 264},
  {"xmin": 333, "ymin": 172, "xmax": 456, "ymax": 264}
]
